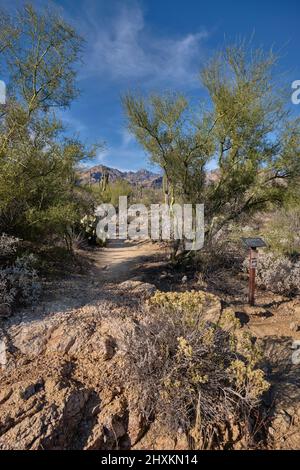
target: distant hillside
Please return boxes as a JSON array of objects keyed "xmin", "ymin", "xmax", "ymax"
[
  {"xmin": 77, "ymin": 165, "xmax": 223, "ymax": 191},
  {"xmin": 77, "ymin": 164, "xmax": 163, "ymax": 189}
]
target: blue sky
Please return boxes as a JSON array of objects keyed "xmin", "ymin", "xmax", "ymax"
[{"xmin": 2, "ymin": 0, "xmax": 300, "ymax": 171}]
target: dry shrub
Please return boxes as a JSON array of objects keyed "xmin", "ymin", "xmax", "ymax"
[
  {"xmin": 0, "ymin": 233, "xmax": 19, "ymax": 260},
  {"xmin": 194, "ymin": 237, "xmax": 245, "ymax": 278},
  {"xmin": 123, "ymin": 291, "xmax": 269, "ymax": 449},
  {"xmin": 243, "ymin": 252, "xmax": 300, "ymax": 295},
  {"xmin": 69, "ymin": 231, "xmax": 89, "ymax": 251},
  {"xmin": 0, "ymin": 253, "xmax": 41, "ymax": 312},
  {"xmin": 0, "ymin": 234, "xmax": 42, "ymax": 313}
]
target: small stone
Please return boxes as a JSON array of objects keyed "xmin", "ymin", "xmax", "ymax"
[
  {"xmin": 0, "ymin": 387, "xmax": 13, "ymax": 404},
  {"xmin": 281, "ymin": 411, "xmax": 292, "ymax": 426},
  {"xmin": 91, "ymin": 404, "xmax": 101, "ymax": 416},
  {"xmin": 101, "ymin": 336, "xmax": 116, "ymax": 361},
  {"xmin": 268, "ymin": 427, "xmax": 275, "ymax": 436},
  {"xmin": 118, "ymin": 280, "xmax": 156, "ymax": 298},
  {"xmin": 181, "ymin": 275, "xmax": 187, "ymax": 284},
  {"xmin": 291, "ymin": 340, "xmax": 300, "ymax": 350},
  {"xmin": 289, "ymin": 322, "xmax": 300, "ymax": 332},
  {"xmin": 20, "ymin": 380, "xmax": 44, "ymax": 400},
  {"xmin": 291, "ymin": 349, "xmax": 300, "ymax": 365}
]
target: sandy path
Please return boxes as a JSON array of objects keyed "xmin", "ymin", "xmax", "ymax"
[
  {"xmin": 1, "ymin": 239, "xmax": 163, "ymax": 331},
  {"xmin": 90, "ymin": 239, "xmax": 163, "ymax": 283}
]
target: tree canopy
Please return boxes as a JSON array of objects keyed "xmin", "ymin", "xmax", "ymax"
[
  {"xmin": 124, "ymin": 43, "xmax": 300, "ymax": 245},
  {"xmin": 0, "ymin": 4, "xmax": 97, "ymax": 244}
]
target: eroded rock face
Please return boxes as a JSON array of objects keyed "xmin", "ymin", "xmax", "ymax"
[
  {"xmin": 267, "ymin": 382, "xmax": 300, "ymax": 450},
  {"xmin": 0, "ymin": 370, "xmax": 90, "ymax": 450},
  {"xmin": 260, "ymin": 336, "xmax": 300, "ymax": 449},
  {"xmin": 0, "ymin": 294, "xmax": 149, "ymax": 450},
  {"xmin": 117, "ymin": 280, "xmax": 157, "ymax": 298},
  {"xmin": 1, "ymin": 283, "xmax": 299, "ymax": 450}
]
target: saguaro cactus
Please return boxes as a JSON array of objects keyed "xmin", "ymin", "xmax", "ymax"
[{"xmin": 100, "ymin": 167, "xmax": 109, "ymax": 192}]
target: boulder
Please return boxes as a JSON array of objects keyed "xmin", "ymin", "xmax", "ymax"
[
  {"xmin": 290, "ymin": 321, "xmax": 300, "ymax": 332},
  {"xmin": 0, "ymin": 373, "xmax": 90, "ymax": 450},
  {"xmin": 291, "ymin": 349, "xmax": 300, "ymax": 365},
  {"xmin": 118, "ymin": 280, "xmax": 157, "ymax": 298},
  {"xmin": 200, "ymin": 293, "xmax": 222, "ymax": 324}
]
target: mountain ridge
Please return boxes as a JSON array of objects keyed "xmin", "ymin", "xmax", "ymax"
[{"xmin": 77, "ymin": 164, "xmax": 163, "ymax": 189}]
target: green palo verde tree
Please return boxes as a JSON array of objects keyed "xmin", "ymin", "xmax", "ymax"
[
  {"xmin": 123, "ymin": 43, "xmax": 300, "ymax": 252},
  {"xmin": 0, "ymin": 3, "xmax": 98, "ymax": 247}
]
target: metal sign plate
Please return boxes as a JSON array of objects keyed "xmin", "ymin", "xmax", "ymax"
[{"xmin": 241, "ymin": 237, "xmax": 267, "ymax": 249}]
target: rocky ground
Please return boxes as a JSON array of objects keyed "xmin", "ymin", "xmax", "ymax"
[{"xmin": 0, "ymin": 240, "xmax": 300, "ymax": 450}]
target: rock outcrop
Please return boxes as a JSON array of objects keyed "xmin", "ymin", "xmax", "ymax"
[
  {"xmin": 1, "ymin": 284, "xmax": 300, "ymax": 450},
  {"xmin": 0, "ymin": 300, "xmax": 138, "ymax": 449},
  {"xmin": 259, "ymin": 334, "xmax": 300, "ymax": 449},
  {"xmin": 0, "ymin": 286, "xmax": 224, "ymax": 450}
]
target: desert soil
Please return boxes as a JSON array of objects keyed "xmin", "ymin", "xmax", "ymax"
[{"xmin": 0, "ymin": 239, "xmax": 300, "ymax": 450}]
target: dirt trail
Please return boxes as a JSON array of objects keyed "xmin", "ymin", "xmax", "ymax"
[
  {"xmin": 91, "ymin": 239, "xmax": 164, "ymax": 282},
  {"xmin": 7, "ymin": 239, "xmax": 165, "ymax": 321},
  {"xmin": 1, "ymin": 239, "xmax": 300, "ymax": 450}
]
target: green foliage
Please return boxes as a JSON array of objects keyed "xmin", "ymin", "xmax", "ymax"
[
  {"xmin": 263, "ymin": 207, "xmax": 300, "ymax": 257},
  {"xmin": 124, "ymin": 42, "xmax": 300, "ymax": 248},
  {"xmin": 261, "ymin": 179, "xmax": 300, "ymax": 257},
  {"xmin": 148, "ymin": 289, "xmax": 220, "ymax": 327},
  {"xmin": 131, "ymin": 186, "xmax": 163, "ymax": 206},
  {"xmin": 0, "ymin": 3, "xmax": 82, "ymax": 114},
  {"xmin": 90, "ymin": 179, "xmax": 133, "ymax": 207},
  {"xmin": 0, "ymin": 3, "xmax": 97, "ymax": 247},
  {"xmin": 80, "ymin": 214, "xmax": 105, "ymax": 246},
  {"xmin": 123, "ymin": 92, "xmax": 211, "ymax": 205}
]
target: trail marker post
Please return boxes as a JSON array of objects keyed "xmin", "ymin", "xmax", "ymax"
[{"xmin": 241, "ymin": 237, "xmax": 267, "ymax": 306}]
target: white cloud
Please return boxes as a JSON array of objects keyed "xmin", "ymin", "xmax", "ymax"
[
  {"xmin": 56, "ymin": 109, "xmax": 87, "ymax": 134},
  {"xmin": 95, "ymin": 126, "xmax": 148, "ymax": 171},
  {"xmin": 79, "ymin": 2, "xmax": 209, "ymax": 88},
  {"xmin": 120, "ymin": 129, "xmax": 135, "ymax": 147}
]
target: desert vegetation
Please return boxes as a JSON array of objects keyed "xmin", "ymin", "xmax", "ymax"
[
  {"xmin": 0, "ymin": 2, "xmax": 300, "ymax": 453},
  {"xmin": 123, "ymin": 45, "xmax": 300, "ymax": 253},
  {"xmin": 122, "ymin": 291, "xmax": 269, "ymax": 449}
]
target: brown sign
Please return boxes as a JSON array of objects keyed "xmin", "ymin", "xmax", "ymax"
[{"xmin": 241, "ymin": 237, "xmax": 266, "ymax": 306}]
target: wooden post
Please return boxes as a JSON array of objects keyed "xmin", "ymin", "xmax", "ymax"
[
  {"xmin": 241, "ymin": 237, "xmax": 266, "ymax": 305},
  {"xmin": 249, "ymin": 248, "xmax": 258, "ymax": 305}
]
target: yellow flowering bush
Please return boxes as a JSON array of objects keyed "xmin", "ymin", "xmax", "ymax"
[
  {"xmin": 124, "ymin": 290, "xmax": 269, "ymax": 449},
  {"xmin": 148, "ymin": 290, "xmax": 217, "ymax": 313},
  {"xmin": 227, "ymin": 360, "xmax": 269, "ymax": 399},
  {"xmin": 148, "ymin": 289, "xmax": 211, "ymax": 309},
  {"xmin": 219, "ymin": 308, "xmax": 241, "ymax": 332},
  {"xmin": 147, "ymin": 290, "xmax": 220, "ymax": 327}
]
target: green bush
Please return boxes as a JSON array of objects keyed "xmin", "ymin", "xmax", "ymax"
[
  {"xmin": 263, "ymin": 207, "xmax": 300, "ymax": 257},
  {"xmin": 0, "ymin": 4, "xmax": 97, "ymax": 248},
  {"xmin": 90, "ymin": 179, "xmax": 133, "ymax": 207}
]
